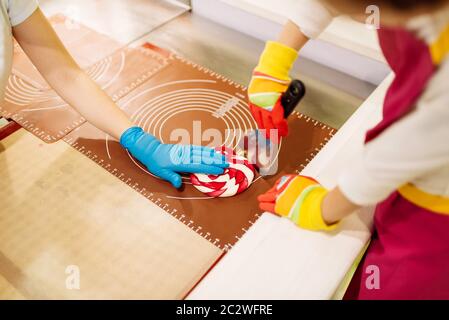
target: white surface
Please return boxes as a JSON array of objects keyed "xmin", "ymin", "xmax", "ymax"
[
  {"xmin": 0, "ymin": 0, "xmax": 39, "ymax": 101},
  {"xmin": 221, "ymin": 0, "xmax": 383, "ymax": 61},
  {"xmin": 192, "ymin": 0, "xmax": 389, "ymax": 85},
  {"xmin": 192, "ymin": 0, "xmax": 282, "ymax": 43},
  {"xmin": 0, "ymin": 118, "xmax": 8, "ymax": 128},
  {"xmin": 188, "ymin": 73, "xmax": 394, "ymax": 300}
]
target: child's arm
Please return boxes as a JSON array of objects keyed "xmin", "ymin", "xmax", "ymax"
[
  {"xmin": 277, "ymin": 20, "xmax": 310, "ymax": 51},
  {"xmin": 258, "ymin": 176, "xmax": 359, "ymax": 231},
  {"xmin": 278, "ymin": 0, "xmax": 339, "ymax": 51},
  {"xmin": 260, "ymin": 62, "xmax": 449, "ymax": 229},
  {"xmin": 248, "ymin": 0, "xmax": 336, "ymax": 139},
  {"xmin": 11, "ymin": 8, "xmax": 229, "ymax": 188},
  {"xmin": 321, "ymin": 187, "xmax": 361, "ymax": 225},
  {"xmin": 12, "ymin": 8, "xmax": 132, "ymax": 140}
]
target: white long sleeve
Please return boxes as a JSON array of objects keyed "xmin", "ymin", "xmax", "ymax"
[
  {"xmin": 338, "ymin": 58, "xmax": 449, "ymax": 206},
  {"xmin": 288, "ymin": 0, "xmax": 337, "ymax": 39},
  {"xmin": 6, "ymin": 0, "xmax": 38, "ymax": 26},
  {"xmin": 0, "ymin": 0, "xmax": 38, "ymax": 100}
]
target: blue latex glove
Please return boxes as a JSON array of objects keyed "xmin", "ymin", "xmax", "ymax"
[{"xmin": 120, "ymin": 127, "xmax": 229, "ymax": 188}]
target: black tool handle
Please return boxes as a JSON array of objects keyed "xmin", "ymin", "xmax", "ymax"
[{"xmin": 281, "ymin": 79, "xmax": 306, "ymax": 118}]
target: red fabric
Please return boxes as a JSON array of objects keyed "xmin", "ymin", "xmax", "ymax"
[
  {"xmin": 365, "ymin": 27, "xmax": 435, "ymax": 143},
  {"xmin": 345, "ymin": 27, "xmax": 448, "ymax": 299},
  {"xmin": 0, "ymin": 120, "xmax": 21, "ymax": 141},
  {"xmin": 345, "ymin": 192, "xmax": 449, "ymax": 299}
]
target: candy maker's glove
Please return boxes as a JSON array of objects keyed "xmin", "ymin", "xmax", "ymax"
[
  {"xmin": 248, "ymin": 41, "xmax": 298, "ymax": 139},
  {"xmin": 120, "ymin": 127, "xmax": 229, "ymax": 188},
  {"xmin": 258, "ymin": 175, "xmax": 339, "ymax": 231}
]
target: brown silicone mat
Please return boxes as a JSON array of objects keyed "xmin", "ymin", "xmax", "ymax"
[
  {"xmin": 11, "ymin": 14, "xmax": 121, "ymax": 88},
  {"xmin": 64, "ymin": 47, "xmax": 336, "ymax": 250},
  {"xmin": 0, "ymin": 15, "xmax": 335, "ymax": 251}
]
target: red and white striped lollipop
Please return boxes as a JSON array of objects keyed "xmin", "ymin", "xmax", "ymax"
[{"xmin": 190, "ymin": 147, "xmax": 256, "ymax": 198}]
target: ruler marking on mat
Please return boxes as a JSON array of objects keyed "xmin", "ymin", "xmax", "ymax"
[{"xmin": 1, "ymin": 109, "xmax": 84, "ymax": 143}]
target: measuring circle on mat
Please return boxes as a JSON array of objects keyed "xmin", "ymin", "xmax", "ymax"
[
  {"xmin": 130, "ymin": 87, "xmax": 254, "ymax": 146},
  {"xmin": 113, "ymin": 80, "xmax": 258, "ymax": 184},
  {"xmin": 190, "ymin": 147, "xmax": 255, "ymax": 198}
]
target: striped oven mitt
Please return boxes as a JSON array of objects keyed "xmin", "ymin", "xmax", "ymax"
[
  {"xmin": 258, "ymin": 175, "xmax": 339, "ymax": 231},
  {"xmin": 248, "ymin": 41, "xmax": 298, "ymax": 139}
]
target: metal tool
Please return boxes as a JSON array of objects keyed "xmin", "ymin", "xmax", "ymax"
[{"xmin": 241, "ymin": 79, "xmax": 306, "ymax": 176}]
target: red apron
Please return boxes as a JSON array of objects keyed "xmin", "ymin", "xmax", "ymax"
[{"xmin": 344, "ymin": 26, "xmax": 449, "ymax": 300}]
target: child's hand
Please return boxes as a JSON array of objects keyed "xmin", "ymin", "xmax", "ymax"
[
  {"xmin": 248, "ymin": 41, "xmax": 298, "ymax": 139},
  {"xmin": 258, "ymin": 175, "xmax": 339, "ymax": 231},
  {"xmin": 120, "ymin": 127, "xmax": 229, "ymax": 188}
]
